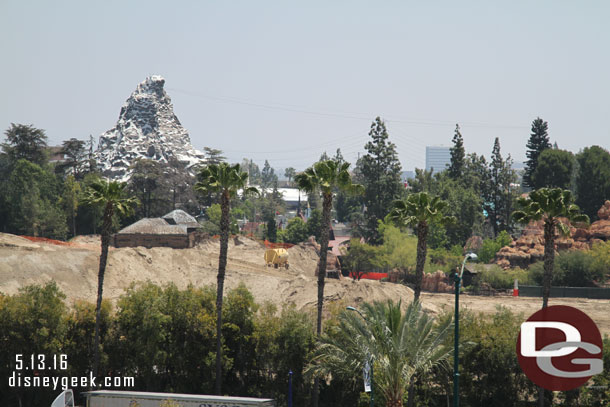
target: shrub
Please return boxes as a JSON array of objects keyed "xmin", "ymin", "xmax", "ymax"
[
  {"xmin": 459, "ymin": 308, "xmax": 538, "ymax": 406},
  {"xmin": 379, "ymin": 223, "xmax": 417, "ymax": 269},
  {"xmin": 341, "ymin": 238, "xmax": 386, "ymax": 279},
  {"xmin": 428, "ymin": 246, "xmax": 463, "ymax": 274},
  {"xmin": 590, "ymin": 241, "xmax": 610, "ymax": 282},
  {"xmin": 478, "ymin": 231, "xmax": 512, "ymax": 263},
  {"xmin": 477, "ymin": 265, "xmax": 531, "ymax": 290},
  {"xmin": 528, "ymin": 250, "xmax": 605, "ymax": 287}
]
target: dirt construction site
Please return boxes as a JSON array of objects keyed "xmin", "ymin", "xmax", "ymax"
[{"xmin": 0, "ymin": 233, "xmax": 609, "ymax": 335}]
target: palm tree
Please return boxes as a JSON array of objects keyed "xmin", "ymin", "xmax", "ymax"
[
  {"xmin": 80, "ymin": 179, "xmax": 138, "ymax": 376},
  {"xmin": 386, "ymin": 192, "xmax": 454, "ymax": 302},
  {"xmin": 296, "ymin": 160, "xmax": 362, "ymax": 407},
  {"xmin": 513, "ymin": 187, "xmax": 589, "ymax": 309},
  {"xmin": 309, "ymin": 300, "xmax": 453, "ymax": 407},
  {"xmin": 194, "ymin": 162, "xmax": 258, "ymax": 395},
  {"xmin": 295, "ymin": 160, "xmax": 363, "ymax": 336}
]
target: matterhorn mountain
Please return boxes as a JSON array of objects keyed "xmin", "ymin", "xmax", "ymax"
[{"xmin": 95, "ymin": 75, "xmax": 206, "ymax": 180}]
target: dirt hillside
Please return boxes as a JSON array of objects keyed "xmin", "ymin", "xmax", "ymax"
[
  {"xmin": 0, "ymin": 234, "xmax": 417, "ymax": 314},
  {"xmin": 1, "ymin": 233, "xmax": 608, "ymax": 335}
]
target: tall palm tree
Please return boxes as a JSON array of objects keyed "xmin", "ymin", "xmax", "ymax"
[
  {"xmin": 513, "ymin": 188, "xmax": 589, "ymax": 407},
  {"xmin": 81, "ymin": 179, "xmax": 138, "ymax": 376},
  {"xmin": 296, "ymin": 160, "xmax": 362, "ymax": 407},
  {"xmin": 386, "ymin": 192, "xmax": 454, "ymax": 302},
  {"xmin": 309, "ymin": 300, "xmax": 453, "ymax": 407},
  {"xmin": 194, "ymin": 162, "xmax": 258, "ymax": 395},
  {"xmin": 513, "ymin": 187, "xmax": 589, "ymax": 309},
  {"xmin": 295, "ymin": 160, "xmax": 363, "ymax": 336}
]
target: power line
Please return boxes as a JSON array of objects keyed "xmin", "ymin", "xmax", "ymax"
[{"xmin": 168, "ymin": 87, "xmax": 530, "ymax": 130}]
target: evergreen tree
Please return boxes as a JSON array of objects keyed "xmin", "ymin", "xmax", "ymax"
[
  {"xmin": 575, "ymin": 146, "xmax": 610, "ymax": 221},
  {"xmin": 358, "ymin": 117, "xmax": 403, "ymax": 243},
  {"xmin": 483, "ymin": 138, "xmax": 518, "ymax": 236},
  {"xmin": 86, "ymin": 135, "xmax": 97, "ymax": 174},
  {"xmin": 241, "ymin": 159, "xmax": 261, "ymax": 185},
  {"xmin": 284, "ymin": 167, "xmax": 296, "ymax": 185},
  {"xmin": 62, "ymin": 175, "xmax": 81, "ymax": 237},
  {"xmin": 203, "ymin": 147, "xmax": 226, "ymax": 165},
  {"xmin": 261, "ymin": 160, "xmax": 277, "ymax": 190},
  {"xmin": 523, "ymin": 117, "xmax": 551, "ymax": 188},
  {"xmin": 448, "ymin": 123, "xmax": 465, "ymax": 179},
  {"xmin": 332, "ymin": 148, "xmax": 344, "ymax": 165},
  {"xmin": 59, "ymin": 138, "xmax": 87, "ymax": 178},
  {"xmin": 532, "ymin": 149, "xmax": 575, "ymax": 190},
  {"xmin": 266, "ymin": 218, "xmax": 277, "ymax": 242},
  {"xmin": 2, "ymin": 123, "xmax": 48, "ymax": 166}
]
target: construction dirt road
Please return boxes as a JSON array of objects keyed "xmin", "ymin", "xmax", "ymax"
[{"xmin": 1, "ymin": 233, "xmax": 609, "ymax": 335}]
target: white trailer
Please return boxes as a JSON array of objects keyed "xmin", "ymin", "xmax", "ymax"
[{"xmin": 84, "ymin": 390, "xmax": 275, "ymax": 407}]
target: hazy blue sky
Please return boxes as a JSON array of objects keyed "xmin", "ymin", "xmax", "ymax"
[{"xmin": 1, "ymin": 1, "xmax": 609, "ymax": 171}]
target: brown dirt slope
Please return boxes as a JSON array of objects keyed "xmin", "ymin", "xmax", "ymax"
[{"xmin": 1, "ymin": 233, "xmax": 608, "ymax": 335}]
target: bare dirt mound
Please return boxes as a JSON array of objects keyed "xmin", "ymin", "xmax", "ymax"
[
  {"xmin": 0, "ymin": 234, "xmax": 414, "ymax": 315},
  {"xmin": 1, "ymin": 233, "xmax": 608, "ymax": 335}
]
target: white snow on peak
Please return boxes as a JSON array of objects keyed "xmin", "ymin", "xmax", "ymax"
[{"xmin": 95, "ymin": 76, "xmax": 207, "ymax": 181}]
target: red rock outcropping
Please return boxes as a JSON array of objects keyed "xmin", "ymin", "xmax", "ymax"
[
  {"xmin": 422, "ymin": 270, "xmax": 454, "ymax": 293},
  {"xmin": 495, "ymin": 201, "xmax": 610, "ymax": 269}
]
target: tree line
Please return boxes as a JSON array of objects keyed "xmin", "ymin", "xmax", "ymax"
[{"xmin": 2, "ymin": 282, "xmax": 608, "ymax": 407}]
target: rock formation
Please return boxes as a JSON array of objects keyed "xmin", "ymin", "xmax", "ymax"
[
  {"xmin": 464, "ymin": 235, "xmax": 483, "ymax": 253},
  {"xmin": 422, "ymin": 270, "xmax": 453, "ymax": 293},
  {"xmin": 495, "ymin": 200, "xmax": 610, "ymax": 269},
  {"xmin": 95, "ymin": 75, "xmax": 206, "ymax": 180}
]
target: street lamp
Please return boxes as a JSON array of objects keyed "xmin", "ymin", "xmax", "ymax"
[
  {"xmin": 346, "ymin": 306, "xmax": 374, "ymax": 407},
  {"xmin": 453, "ymin": 252, "xmax": 477, "ymax": 407}
]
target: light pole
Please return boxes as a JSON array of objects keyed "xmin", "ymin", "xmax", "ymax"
[
  {"xmin": 346, "ymin": 306, "xmax": 374, "ymax": 407},
  {"xmin": 453, "ymin": 252, "xmax": 477, "ymax": 407}
]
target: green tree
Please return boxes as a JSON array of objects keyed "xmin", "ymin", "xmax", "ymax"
[
  {"xmin": 0, "ymin": 282, "xmax": 68, "ymax": 406},
  {"xmin": 513, "ymin": 188, "xmax": 588, "ymax": 308},
  {"xmin": 523, "ymin": 117, "xmax": 551, "ymax": 189},
  {"xmin": 279, "ymin": 217, "xmax": 309, "ymax": 244},
  {"xmin": 59, "ymin": 138, "xmax": 87, "ymax": 178},
  {"xmin": 295, "ymin": 159, "xmax": 363, "ymax": 407},
  {"xmin": 204, "ymin": 147, "xmax": 226, "ymax": 165},
  {"xmin": 386, "ymin": 192, "xmax": 454, "ymax": 302},
  {"xmin": 575, "ymin": 146, "xmax": 610, "ymax": 221},
  {"xmin": 483, "ymin": 138, "xmax": 518, "ymax": 236},
  {"xmin": 532, "ymin": 148, "xmax": 575, "ymax": 190},
  {"xmin": 75, "ymin": 173, "xmax": 104, "ymax": 235},
  {"xmin": 448, "ymin": 124, "xmax": 465, "ymax": 180},
  {"xmin": 2, "ymin": 123, "xmax": 48, "ymax": 166},
  {"xmin": 284, "ymin": 167, "xmax": 296, "ymax": 185},
  {"xmin": 128, "ymin": 159, "xmax": 170, "ymax": 218},
  {"xmin": 109, "ymin": 282, "xmax": 218, "ymax": 392},
  {"xmin": 266, "ymin": 218, "xmax": 277, "ymax": 242},
  {"xmin": 357, "ymin": 117, "xmax": 403, "ymax": 243},
  {"xmin": 409, "ymin": 169, "xmax": 484, "ymax": 247},
  {"xmin": 306, "ymin": 209, "xmax": 323, "ymax": 242},
  {"xmin": 6, "ymin": 159, "xmax": 67, "ymax": 238},
  {"xmin": 261, "ymin": 160, "xmax": 278, "ymax": 190},
  {"xmin": 477, "ymin": 231, "xmax": 512, "ymax": 263},
  {"xmin": 80, "ymin": 179, "xmax": 138, "ymax": 376},
  {"xmin": 64, "ymin": 299, "xmax": 111, "ymax": 389},
  {"xmin": 194, "ymin": 162, "xmax": 258, "ymax": 395},
  {"xmin": 295, "ymin": 160, "xmax": 363, "ymax": 335},
  {"xmin": 340, "ymin": 238, "xmax": 383, "ymax": 280},
  {"xmin": 460, "ymin": 308, "xmax": 538, "ymax": 406},
  {"xmin": 62, "ymin": 175, "xmax": 81, "ymax": 237},
  {"xmin": 241, "ymin": 158, "xmax": 261, "ymax": 185},
  {"xmin": 309, "ymin": 300, "xmax": 452, "ymax": 407}
]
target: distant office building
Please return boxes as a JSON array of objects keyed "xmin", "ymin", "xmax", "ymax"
[{"xmin": 425, "ymin": 146, "xmax": 451, "ymax": 172}]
